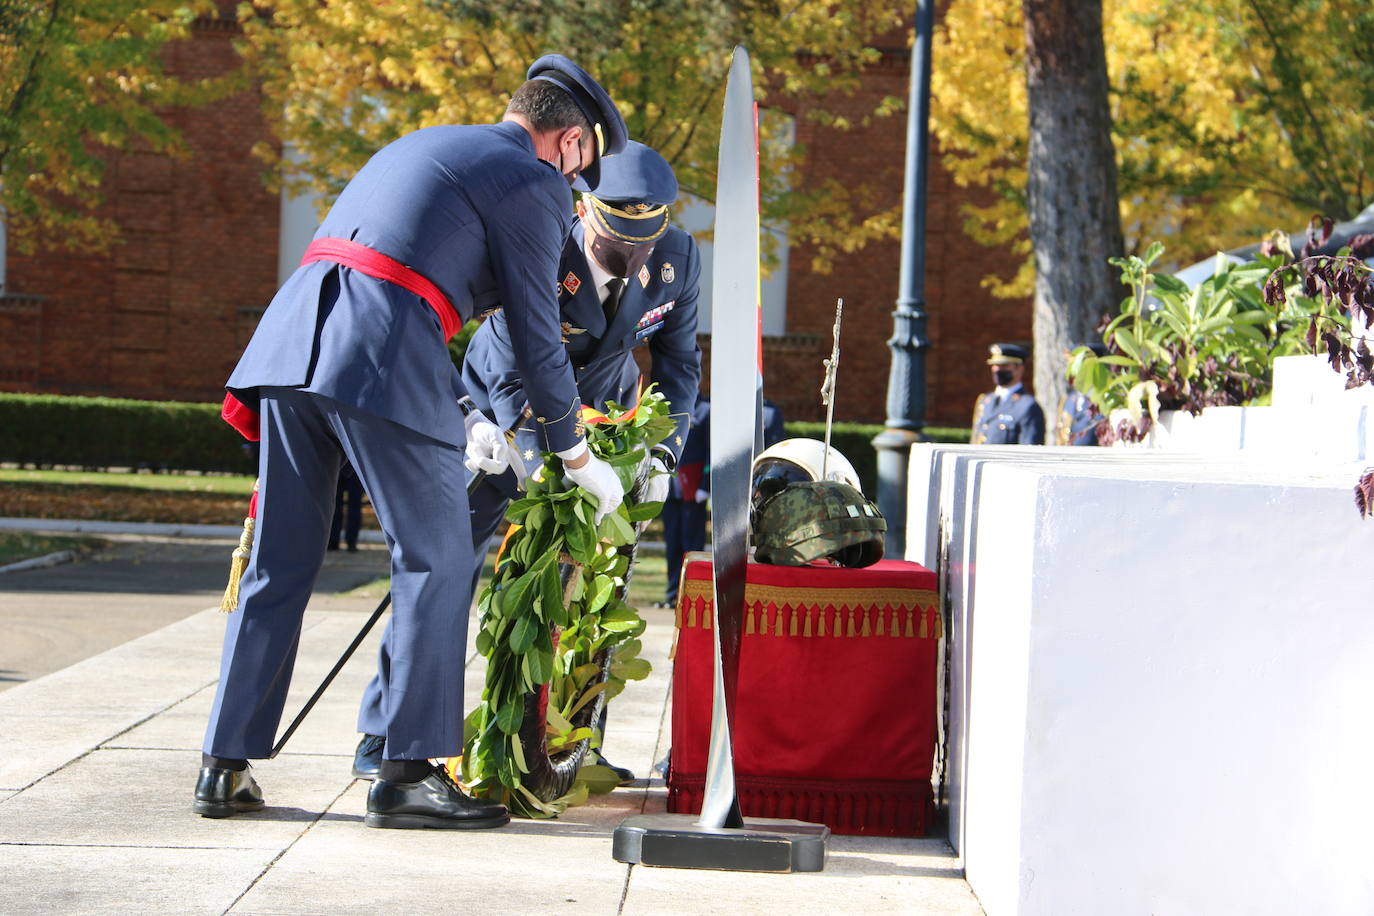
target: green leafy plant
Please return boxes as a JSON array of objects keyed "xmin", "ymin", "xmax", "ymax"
[
  {"xmin": 1068, "ymin": 242, "xmax": 1283, "ymax": 443},
  {"xmin": 458, "ymin": 387, "xmax": 677, "ymax": 817}
]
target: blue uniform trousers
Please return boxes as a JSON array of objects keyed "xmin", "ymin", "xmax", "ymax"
[
  {"xmin": 662, "ymin": 496, "xmax": 706, "ymax": 604},
  {"xmin": 203, "ymin": 387, "xmax": 474, "ymax": 761},
  {"xmin": 355, "ymin": 470, "xmax": 510, "ymax": 737}
]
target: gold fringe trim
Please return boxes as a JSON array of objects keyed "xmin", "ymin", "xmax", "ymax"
[
  {"xmin": 876, "ymin": 608, "xmax": 886, "ymax": 637},
  {"xmin": 846, "ymin": 610, "xmax": 856, "ymax": 638},
  {"xmin": 746, "ymin": 605, "xmax": 756, "ymax": 635},
  {"xmin": 803, "ymin": 609, "xmax": 813, "ymax": 637},
  {"xmin": 773, "ymin": 607, "xmax": 783, "ymax": 637},
  {"xmin": 681, "ymin": 578, "xmax": 935, "ymax": 619},
  {"xmin": 905, "ymin": 608, "xmax": 915, "ymax": 638},
  {"xmin": 860, "ymin": 609, "xmax": 871, "ymax": 637},
  {"xmin": 219, "ymin": 517, "xmax": 255, "ymax": 613},
  {"xmin": 789, "ymin": 607, "xmax": 799, "ymax": 637}
]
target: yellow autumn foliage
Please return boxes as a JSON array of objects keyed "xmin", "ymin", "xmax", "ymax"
[
  {"xmin": 235, "ymin": 0, "xmax": 913, "ymax": 271},
  {"xmin": 932, "ymin": 0, "xmax": 1374, "ymax": 297}
]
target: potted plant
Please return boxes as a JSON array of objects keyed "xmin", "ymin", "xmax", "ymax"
[
  {"xmin": 1068, "ymin": 241, "xmax": 1327, "ymax": 444},
  {"xmin": 1263, "ymin": 220, "xmax": 1374, "ymax": 513}
]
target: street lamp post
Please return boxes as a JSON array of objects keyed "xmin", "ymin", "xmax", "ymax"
[{"xmin": 874, "ymin": 0, "xmax": 934, "ymax": 558}]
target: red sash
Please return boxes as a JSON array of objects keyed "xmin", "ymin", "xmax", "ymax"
[
  {"xmin": 300, "ymin": 237, "xmax": 461, "ymax": 341},
  {"xmin": 221, "ymin": 238, "xmax": 462, "ymax": 441}
]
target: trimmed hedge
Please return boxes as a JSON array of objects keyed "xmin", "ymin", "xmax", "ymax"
[
  {"xmin": 0, "ymin": 392, "xmax": 972, "ymax": 484},
  {"xmin": 781, "ymin": 421, "xmax": 970, "ymax": 495},
  {"xmin": 0, "ymin": 393, "xmax": 252, "ymax": 473}
]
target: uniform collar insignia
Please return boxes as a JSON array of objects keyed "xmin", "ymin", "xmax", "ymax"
[
  {"xmin": 660, "ymin": 261, "xmax": 675, "ymax": 284},
  {"xmin": 563, "ymin": 271, "xmax": 582, "ymax": 295},
  {"xmin": 638, "ymin": 264, "xmax": 651, "ymax": 288}
]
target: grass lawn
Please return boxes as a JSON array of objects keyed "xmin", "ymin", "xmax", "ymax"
[
  {"xmin": 0, "ymin": 467, "xmax": 382, "ymax": 528},
  {"xmin": 0, "ymin": 532, "xmax": 105, "ymax": 566},
  {"xmin": 0, "ymin": 468, "xmax": 256, "ymax": 494}
]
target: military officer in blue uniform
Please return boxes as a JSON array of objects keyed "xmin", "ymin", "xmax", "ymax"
[
  {"xmin": 351, "ymin": 140, "xmax": 702, "ymax": 785},
  {"xmin": 971, "ymin": 343, "xmax": 1046, "ymax": 445},
  {"xmin": 195, "ymin": 56, "xmax": 628, "ymax": 831},
  {"xmin": 1057, "ymin": 343, "xmax": 1107, "ymax": 446}
]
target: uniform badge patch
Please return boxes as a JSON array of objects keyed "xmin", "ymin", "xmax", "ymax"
[
  {"xmin": 562, "ymin": 272, "xmax": 582, "ymax": 296},
  {"xmin": 638, "ymin": 265, "xmax": 651, "ymax": 288},
  {"xmin": 660, "ymin": 262, "xmax": 675, "ymax": 284}
]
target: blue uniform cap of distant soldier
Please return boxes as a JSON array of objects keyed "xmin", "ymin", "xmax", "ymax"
[
  {"xmin": 525, "ymin": 54, "xmax": 628, "ymax": 191},
  {"xmin": 573, "ymin": 141, "xmax": 678, "ymax": 244},
  {"xmin": 986, "ymin": 342, "xmax": 1030, "ymax": 365}
]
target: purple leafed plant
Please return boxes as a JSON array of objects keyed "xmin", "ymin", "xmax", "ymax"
[{"xmin": 1263, "ymin": 218, "xmax": 1374, "ymax": 516}]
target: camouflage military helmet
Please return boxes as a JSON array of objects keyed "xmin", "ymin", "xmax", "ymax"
[{"xmin": 752, "ymin": 480, "xmax": 887, "ymax": 568}]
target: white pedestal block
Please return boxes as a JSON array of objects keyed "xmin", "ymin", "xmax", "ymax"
[{"xmin": 954, "ymin": 459, "xmax": 1374, "ymax": 915}]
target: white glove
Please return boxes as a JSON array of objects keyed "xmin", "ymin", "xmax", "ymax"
[
  {"xmin": 642, "ymin": 455, "xmax": 671, "ymax": 505},
  {"xmin": 463, "ymin": 410, "xmax": 525, "ymax": 478},
  {"xmin": 559, "ymin": 441, "xmax": 623, "ymax": 524}
]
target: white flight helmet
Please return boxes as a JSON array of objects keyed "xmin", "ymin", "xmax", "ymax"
[{"xmin": 750, "ymin": 438, "xmax": 862, "ymax": 509}]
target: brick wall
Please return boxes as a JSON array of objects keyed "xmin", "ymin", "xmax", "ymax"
[
  {"xmin": 764, "ymin": 45, "xmax": 1032, "ymax": 428},
  {"xmin": 3, "ymin": 19, "xmax": 1032, "ymax": 431},
  {"xmin": 4, "ymin": 5, "xmax": 279, "ymax": 402}
]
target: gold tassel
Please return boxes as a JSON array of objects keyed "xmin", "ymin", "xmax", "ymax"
[
  {"xmin": 876, "ymin": 608, "xmax": 886, "ymax": 637},
  {"xmin": 219, "ymin": 517, "xmax": 255, "ymax": 613},
  {"xmin": 846, "ymin": 610, "xmax": 856, "ymax": 638},
  {"xmin": 774, "ymin": 607, "xmax": 783, "ymax": 636},
  {"xmin": 860, "ymin": 609, "xmax": 871, "ymax": 637},
  {"xmin": 919, "ymin": 607, "xmax": 928, "ymax": 639},
  {"xmin": 818, "ymin": 610, "xmax": 827, "ymax": 638},
  {"xmin": 789, "ymin": 607, "xmax": 799, "ymax": 637},
  {"xmin": 905, "ymin": 608, "xmax": 916, "ymax": 638},
  {"xmin": 746, "ymin": 605, "xmax": 756, "ymax": 635}
]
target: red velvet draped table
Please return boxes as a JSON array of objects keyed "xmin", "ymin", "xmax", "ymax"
[{"xmin": 665, "ymin": 554, "xmax": 940, "ymax": 837}]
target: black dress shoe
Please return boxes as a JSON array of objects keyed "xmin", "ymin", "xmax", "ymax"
[
  {"xmin": 365, "ymin": 766, "xmax": 509, "ymax": 830},
  {"xmin": 597, "ymin": 754, "xmax": 636, "ymax": 786},
  {"xmin": 352, "ymin": 733, "xmax": 384, "ymax": 779},
  {"xmin": 193, "ymin": 765, "xmax": 264, "ymax": 818}
]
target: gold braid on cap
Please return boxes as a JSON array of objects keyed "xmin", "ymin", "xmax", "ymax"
[{"xmin": 586, "ymin": 195, "xmax": 669, "ymax": 243}]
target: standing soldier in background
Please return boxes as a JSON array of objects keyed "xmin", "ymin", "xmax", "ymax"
[
  {"xmin": 1058, "ymin": 343, "xmax": 1107, "ymax": 446},
  {"xmin": 971, "ymin": 343, "xmax": 1045, "ymax": 445},
  {"xmin": 196, "ymin": 56, "xmax": 627, "ymax": 831}
]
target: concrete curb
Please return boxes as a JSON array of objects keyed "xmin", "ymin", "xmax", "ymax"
[
  {"xmin": 0, "ymin": 516, "xmax": 386, "ymax": 543},
  {"xmin": 0, "ymin": 549, "xmax": 76, "ymax": 575}
]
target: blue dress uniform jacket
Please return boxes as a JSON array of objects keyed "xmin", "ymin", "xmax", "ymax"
[
  {"xmin": 1057, "ymin": 390, "xmax": 1099, "ymax": 446},
  {"xmin": 206, "ymin": 122, "xmax": 587, "ymax": 764},
  {"xmin": 971, "ymin": 385, "xmax": 1046, "ymax": 445},
  {"xmin": 227, "ymin": 122, "xmax": 583, "ymax": 452},
  {"xmin": 462, "ymin": 218, "xmax": 702, "ymax": 480}
]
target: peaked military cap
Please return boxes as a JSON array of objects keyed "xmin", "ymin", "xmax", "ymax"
[
  {"xmin": 526, "ymin": 54, "xmax": 628, "ymax": 192},
  {"xmin": 986, "ymin": 342, "xmax": 1030, "ymax": 365},
  {"xmin": 574, "ymin": 141, "xmax": 677, "ymax": 244}
]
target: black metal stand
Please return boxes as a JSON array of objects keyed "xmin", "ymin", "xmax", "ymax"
[{"xmin": 612, "ymin": 814, "xmax": 829, "ymax": 873}]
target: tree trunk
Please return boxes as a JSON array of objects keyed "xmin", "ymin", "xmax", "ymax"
[{"xmin": 1022, "ymin": 0, "xmax": 1124, "ymax": 440}]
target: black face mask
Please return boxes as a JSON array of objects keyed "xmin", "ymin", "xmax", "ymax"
[
  {"xmin": 590, "ymin": 233, "xmax": 654, "ymax": 280},
  {"xmin": 993, "ymin": 368, "xmax": 1016, "ymax": 387}
]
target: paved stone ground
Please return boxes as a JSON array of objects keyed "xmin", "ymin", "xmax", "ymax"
[
  {"xmin": 0, "ymin": 533, "xmax": 389, "ymax": 691},
  {"xmin": 0, "ymin": 528, "xmax": 984, "ymax": 915}
]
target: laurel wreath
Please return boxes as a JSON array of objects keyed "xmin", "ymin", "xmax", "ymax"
[{"xmin": 457, "ymin": 387, "xmax": 677, "ymax": 816}]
